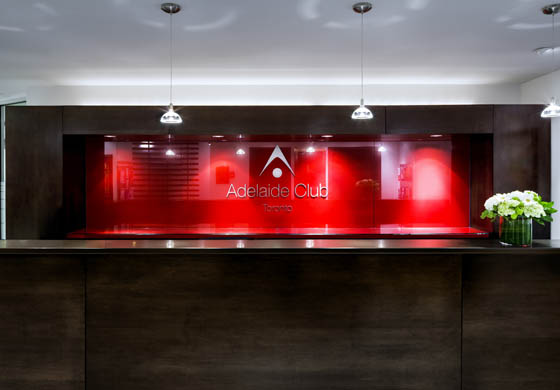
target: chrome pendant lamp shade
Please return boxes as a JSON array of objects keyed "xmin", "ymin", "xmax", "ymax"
[
  {"xmin": 352, "ymin": 98, "xmax": 373, "ymax": 120},
  {"xmin": 161, "ymin": 104, "xmax": 182, "ymax": 124},
  {"xmin": 541, "ymin": 98, "xmax": 560, "ymax": 118},
  {"xmin": 541, "ymin": 4, "xmax": 560, "ymax": 118},
  {"xmin": 351, "ymin": 2, "xmax": 373, "ymax": 120},
  {"xmin": 161, "ymin": 3, "xmax": 183, "ymax": 124}
]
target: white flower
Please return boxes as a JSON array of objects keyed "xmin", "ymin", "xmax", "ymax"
[
  {"xmin": 497, "ymin": 202, "xmax": 516, "ymax": 217},
  {"xmin": 484, "ymin": 195, "xmax": 500, "ymax": 211},
  {"xmin": 523, "ymin": 202, "xmax": 546, "ymax": 218},
  {"xmin": 508, "ymin": 190, "xmax": 525, "ymax": 200},
  {"xmin": 523, "ymin": 190, "xmax": 538, "ymax": 201},
  {"xmin": 483, "ymin": 190, "xmax": 550, "ymax": 221},
  {"xmin": 496, "ymin": 193, "xmax": 507, "ymax": 203},
  {"xmin": 511, "ymin": 191, "xmax": 533, "ymax": 204}
]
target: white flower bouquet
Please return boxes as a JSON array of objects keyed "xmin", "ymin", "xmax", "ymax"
[{"xmin": 481, "ymin": 190, "xmax": 557, "ymax": 225}]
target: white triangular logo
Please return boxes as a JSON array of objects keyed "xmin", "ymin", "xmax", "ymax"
[{"xmin": 259, "ymin": 145, "xmax": 295, "ymax": 176}]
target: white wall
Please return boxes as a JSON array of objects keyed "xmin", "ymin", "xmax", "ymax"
[
  {"xmin": 522, "ymin": 70, "xmax": 560, "ymax": 239},
  {"xmin": 521, "ymin": 69, "xmax": 560, "ymax": 105},
  {"xmin": 26, "ymin": 84, "xmax": 521, "ymax": 106},
  {"xmin": 552, "ymin": 119, "xmax": 560, "ymax": 240}
]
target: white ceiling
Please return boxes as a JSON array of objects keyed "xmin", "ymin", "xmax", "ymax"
[{"xmin": 0, "ymin": 0, "xmax": 558, "ymax": 97}]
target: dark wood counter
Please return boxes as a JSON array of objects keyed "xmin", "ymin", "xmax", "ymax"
[{"xmin": 1, "ymin": 239, "xmax": 559, "ymax": 390}]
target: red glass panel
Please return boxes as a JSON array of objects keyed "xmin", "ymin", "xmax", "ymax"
[{"xmin": 75, "ymin": 134, "xmax": 487, "ymax": 238}]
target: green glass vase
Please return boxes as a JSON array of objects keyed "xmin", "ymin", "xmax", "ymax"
[{"xmin": 499, "ymin": 217, "xmax": 532, "ymax": 247}]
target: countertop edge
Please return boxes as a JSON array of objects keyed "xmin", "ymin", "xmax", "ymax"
[{"xmin": 0, "ymin": 239, "xmax": 559, "ymax": 255}]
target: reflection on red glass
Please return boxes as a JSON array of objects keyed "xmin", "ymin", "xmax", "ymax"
[
  {"xmin": 414, "ymin": 147, "xmax": 450, "ymax": 200},
  {"xmin": 76, "ymin": 135, "xmax": 487, "ymax": 238}
]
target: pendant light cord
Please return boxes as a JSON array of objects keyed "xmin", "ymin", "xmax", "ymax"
[
  {"xmin": 552, "ymin": 11, "xmax": 557, "ymax": 103},
  {"xmin": 360, "ymin": 10, "xmax": 364, "ymax": 105},
  {"xmin": 169, "ymin": 7, "xmax": 174, "ymax": 105},
  {"xmin": 553, "ymin": 12, "xmax": 556, "ymax": 75}
]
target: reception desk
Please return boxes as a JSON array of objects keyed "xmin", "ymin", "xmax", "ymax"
[{"xmin": 1, "ymin": 239, "xmax": 559, "ymax": 390}]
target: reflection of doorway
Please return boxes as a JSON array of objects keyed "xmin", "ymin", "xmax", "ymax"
[
  {"xmin": 328, "ymin": 147, "xmax": 380, "ymax": 199},
  {"xmin": 104, "ymin": 155, "xmax": 113, "ymax": 201},
  {"xmin": 328, "ymin": 147, "xmax": 381, "ymax": 226},
  {"xmin": 117, "ymin": 162, "xmax": 134, "ymax": 201}
]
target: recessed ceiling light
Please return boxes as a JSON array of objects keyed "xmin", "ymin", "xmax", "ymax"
[
  {"xmin": 430, "ymin": 134, "xmax": 443, "ymax": 138},
  {"xmin": 321, "ymin": 135, "xmax": 334, "ymax": 138},
  {"xmin": 534, "ymin": 46, "xmax": 557, "ymax": 56},
  {"xmin": 212, "ymin": 135, "xmax": 224, "ymax": 138}
]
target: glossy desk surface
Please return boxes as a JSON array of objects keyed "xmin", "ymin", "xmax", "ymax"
[
  {"xmin": 0, "ymin": 239, "xmax": 559, "ymax": 255},
  {"xmin": 68, "ymin": 227, "xmax": 488, "ymax": 239}
]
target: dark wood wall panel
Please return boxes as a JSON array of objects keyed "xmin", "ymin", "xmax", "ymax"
[
  {"xmin": 470, "ymin": 134, "xmax": 494, "ymax": 232},
  {"xmin": 84, "ymin": 136, "xmax": 105, "ymax": 230},
  {"xmin": 493, "ymin": 105, "xmax": 551, "ymax": 239},
  {"xmin": 6, "ymin": 106, "xmax": 63, "ymax": 238},
  {"xmin": 4, "ymin": 105, "xmax": 553, "ymax": 239},
  {"xmin": 0, "ymin": 256, "xmax": 85, "ymax": 390},
  {"xmin": 87, "ymin": 254, "xmax": 461, "ymax": 390},
  {"xmin": 463, "ymin": 254, "xmax": 560, "ymax": 390},
  {"xmin": 63, "ymin": 106, "xmax": 386, "ymax": 135},
  {"xmin": 386, "ymin": 105, "xmax": 493, "ymax": 134},
  {"xmin": 63, "ymin": 136, "xmax": 86, "ymax": 234}
]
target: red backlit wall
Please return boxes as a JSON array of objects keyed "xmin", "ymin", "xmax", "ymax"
[{"xmin": 77, "ymin": 134, "xmax": 482, "ymax": 238}]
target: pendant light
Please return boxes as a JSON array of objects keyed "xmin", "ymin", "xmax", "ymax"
[
  {"xmin": 235, "ymin": 134, "xmax": 246, "ymax": 156},
  {"xmin": 541, "ymin": 4, "xmax": 560, "ymax": 118},
  {"xmin": 306, "ymin": 134, "xmax": 315, "ymax": 153},
  {"xmin": 161, "ymin": 3, "xmax": 183, "ymax": 124},
  {"xmin": 165, "ymin": 132, "xmax": 176, "ymax": 156},
  {"xmin": 351, "ymin": 2, "xmax": 374, "ymax": 120}
]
